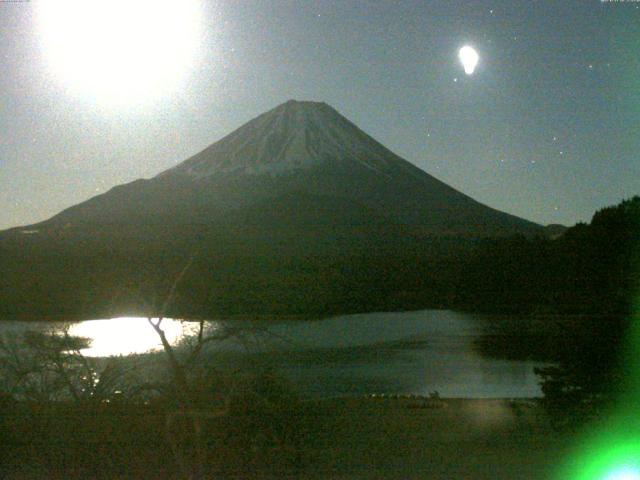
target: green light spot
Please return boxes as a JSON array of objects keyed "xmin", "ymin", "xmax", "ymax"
[
  {"xmin": 565, "ymin": 438, "xmax": 640, "ymax": 480},
  {"xmin": 603, "ymin": 467, "xmax": 640, "ymax": 480}
]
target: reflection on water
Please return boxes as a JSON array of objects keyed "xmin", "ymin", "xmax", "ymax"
[
  {"xmin": 0, "ymin": 310, "xmax": 552, "ymax": 398},
  {"xmin": 69, "ymin": 317, "xmax": 198, "ymax": 357}
]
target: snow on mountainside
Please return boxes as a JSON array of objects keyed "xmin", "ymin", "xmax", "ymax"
[
  {"xmin": 147, "ymin": 99, "xmax": 540, "ymax": 234},
  {"xmin": 159, "ymin": 100, "xmax": 399, "ymax": 178}
]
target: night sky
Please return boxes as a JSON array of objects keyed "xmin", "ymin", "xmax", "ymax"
[{"xmin": 1, "ymin": 0, "xmax": 638, "ymax": 230}]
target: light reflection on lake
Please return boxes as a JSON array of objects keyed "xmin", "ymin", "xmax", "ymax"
[
  {"xmin": 0, "ymin": 310, "xmax": 551, "ymax": 398},
  {"xmin": 68, "ymin": 317, "xmax": 199, "ymax": 357}
]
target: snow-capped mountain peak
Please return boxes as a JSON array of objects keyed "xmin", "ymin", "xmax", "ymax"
[{"xmin": 160, "ymin": 100, "xmax": 396, "ymax": 178}]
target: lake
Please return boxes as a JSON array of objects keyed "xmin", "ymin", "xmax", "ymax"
[{"xmin": 0, "ymin": 309, "xmax": 549, "ymax": 399}]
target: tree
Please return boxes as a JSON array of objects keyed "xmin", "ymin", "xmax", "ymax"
[
  {"xmin": 535, "ymin": 316, "xmax": 628, "ymax": 429},
  {"xmin": 0, "ymin": 326, "xmax": 134, "ymax": 403}
]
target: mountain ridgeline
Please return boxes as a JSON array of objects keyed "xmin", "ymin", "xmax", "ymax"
[
  {"xmin": 29, "ymin": 100, "xmax": 540, "ymax": 235},
  {"xmin": 1, "ymin": 100, "xmax": 550, "ymax": 319}
]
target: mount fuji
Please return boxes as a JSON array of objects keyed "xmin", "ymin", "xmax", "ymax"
[
  {"xmin": 21, "ymin": 100, "xmax": 539, "ymax": 235},
  {"xmin": 0, "ymin": 100, "xmax": 542, "ymax": 319}
]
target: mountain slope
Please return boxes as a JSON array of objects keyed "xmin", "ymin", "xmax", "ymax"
[
  {"xmin": 18, "ymin": 100, "xmax": 539, "ymax": 236},
  {"xmin": 0, "ymin": 100, "xmax": 542, "ymax": 319}
]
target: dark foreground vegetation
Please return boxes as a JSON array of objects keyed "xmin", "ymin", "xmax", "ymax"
[
  {"xmin": 470, "ymin": 197, "xmax": 639, "ymax": 428},
  {"xmin": 458, "ymin": 196, "xmax": 640, "ymax": 315},
  {"xmin": 0, "ymin": 325, "xmax": 318, "ymax": 479},
  {"xmin": 476, "ymin": 314, "xmax": 632, "ymax": 430},
  {"xmin": 0, "ymin": 326, "xmax": 567, "ymax": 479},
  {"xmin": 1, "ymin": 394, "xmax": 572, "ymax": 479},
  {"xmin": 0, "ymin": 385, "xmax": 320, "ymax": 479}
]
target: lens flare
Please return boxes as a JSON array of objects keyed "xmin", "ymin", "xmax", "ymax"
[
  {"xmin": 459, "ymin": 45, "xmax": 479, "ymax": 75},
  {"xmin": 604, "ymin": 467, "xmax": 640, "ymax": 480}
]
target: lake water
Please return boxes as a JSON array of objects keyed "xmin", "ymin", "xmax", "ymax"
[{"xmin": 0, "ymin": 310, "xmax": 548, "ymax": 399}]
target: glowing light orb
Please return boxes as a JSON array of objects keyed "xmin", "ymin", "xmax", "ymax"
[
  {"xmin": 37, "ymin": 0, "xmax": 201, "ymax": 107},
  {"xmin": 459, "ymin": 45, "xmax": 479, "ymax": 75}
]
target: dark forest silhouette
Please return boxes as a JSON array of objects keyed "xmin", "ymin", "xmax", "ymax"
[
  {"xmin": 469, "ymin": 196, "xmax": 639, "ymax": 428},
  {"xmin": 457, "ymin": 196, "xmax": 640, "ymax": 315}
]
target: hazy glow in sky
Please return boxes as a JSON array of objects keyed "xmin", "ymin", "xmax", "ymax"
[{"xmin": 36, "ymin": 0, "xmax": 202, "ymax": 107}]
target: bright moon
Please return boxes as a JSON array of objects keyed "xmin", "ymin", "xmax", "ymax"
[
  {"xmin": 37, "ymin": 0, "xmax": 201, "ymax": 107},
  {"xmin": 459, "ymin": 45, "xmax": 479, "ymax": 75}
]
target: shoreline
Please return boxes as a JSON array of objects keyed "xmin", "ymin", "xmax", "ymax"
[{"xmin": 0, "ymin": 306, "xmax": 634, "ymax": 323}]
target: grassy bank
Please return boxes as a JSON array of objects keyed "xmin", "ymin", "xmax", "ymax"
[{"xmin": 1, "ymin": 397, "xmax": 573, "ymax": 479}]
